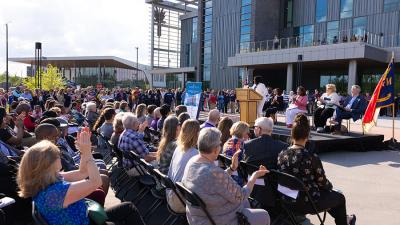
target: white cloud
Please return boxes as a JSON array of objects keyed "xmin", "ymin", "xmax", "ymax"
[{"xmin": 0, "ymin": 0, "xmax": 150, "ymax": 74}]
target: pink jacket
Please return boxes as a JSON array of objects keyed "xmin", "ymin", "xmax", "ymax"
[{"xmin": 295, "ymin": 96, "xmax": 308, "ymax": 111}]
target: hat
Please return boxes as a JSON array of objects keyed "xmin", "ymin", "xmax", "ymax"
[
  {"xmin": 56, "ymin": 117, "xmax": 69, "ymax": 128},
  {"xmin": 42, "ymin": 110, "xmax": 58, "ymax": 119},
  {"xmin": 40, "ymin": 118, "xmax": 62, "ymax": 128}
]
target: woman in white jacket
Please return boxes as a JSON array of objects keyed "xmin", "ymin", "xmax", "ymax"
[
  {"xmin": 252, "ymin": 76, "xmax": 268, "ymax": 118},
  {"xmin": 314, "ymin": 84, "xmax": 341, "ymax": 132}
]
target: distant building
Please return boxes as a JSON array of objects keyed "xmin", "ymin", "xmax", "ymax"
[
  {"xmin": 10, "ymin": 56, "xmax": 154, "ymax": 88},
  {"xmin": 147, "ymin": 0, "xmax": 400, "ymax": 94}
]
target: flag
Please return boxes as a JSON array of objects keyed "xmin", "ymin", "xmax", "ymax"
[{"xmin": 362, "ymin": 58, "xmax": 395, "ymax": 133}]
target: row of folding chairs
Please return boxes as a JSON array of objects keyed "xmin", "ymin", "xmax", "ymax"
[
  {"xmin": 218, "ymin": 154, "xmax": 327, "ymax": 225},
  {"xmin": 108, "ymin": 142, "xmax": 187, "ymax": 225},
  {"xmin": 108, "ymin": 139, "xmax": 327, "ymax": 225}
]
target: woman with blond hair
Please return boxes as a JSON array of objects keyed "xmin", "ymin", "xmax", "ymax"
[
  {"xmin": 223, "ymin": 121, "xmax": 250, "ymax": 157},
  {"xmin": 17, "ymin": 129, "xmax": 145, "ymax": 225},
  {"xmin": 167, "ymin": 119, "xmax": 200, "ymax": 213},
  {"xmin": 135, "ymin": 103, "xmax": 147, "ymax": 124},
  {"xmin": 110, "ymin": 112, "xmax": 125, "ymax": 146},
  {"xmin": 314, "ymin": 84, "xmax": 341, "ymax": 132},
  {"xmin": 157, "ymin": 115, "xmax": 180, "ymax": 174},
  {"xmin": 223, "ymin": 121, "xmax": 250, "ymax": 185}
]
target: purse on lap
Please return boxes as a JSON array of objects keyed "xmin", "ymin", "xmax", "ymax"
[{"xmin": 85, "ymin": 198, "xmax": 108, "ymax": 225}]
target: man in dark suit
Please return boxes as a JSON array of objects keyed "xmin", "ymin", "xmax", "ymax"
[
  {"xmin": 243, "ymin": 117, "xmax": 288, "ymax": 211},
  {"xmin": 244, "ymin": 117, "xmax": 288, "ymax": 169},
  {"xmin": 331, "ymin": 85, "xmax": 367, "ymax": 135}
]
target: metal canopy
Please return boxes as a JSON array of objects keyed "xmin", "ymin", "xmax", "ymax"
[
  {"xmin": 9, "ymin": 56, "xmax": 145, "ymax": 70},
  {"xmin": 145, "ymin": 0, "xmax": 197, "ymax": 12}
]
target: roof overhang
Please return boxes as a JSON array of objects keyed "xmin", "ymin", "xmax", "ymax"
[
  {"xmin": 9, "ymin": 56, "xmax": 150, "ymax": 71},
  {"xmin": 145, "ymin": 0, "xmax": 197, "ymax": 12},
  {"xmin": 228, "ymin": 42, "xmax": 392, "ymax": 68},
  {"xmin": 150, "ymin": 67, "xmax": 196, "ymax": 74}
]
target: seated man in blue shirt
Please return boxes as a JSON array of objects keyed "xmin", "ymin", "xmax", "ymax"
[
  {"xmin": 118, "ymin": 113, "xmax": 157, "ymax": 170},
  {"xmin": 331, "ymin": 85, "xmax": 367, "ymax": 135}
]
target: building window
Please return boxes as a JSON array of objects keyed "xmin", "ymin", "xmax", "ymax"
[
  {"xmin": 192, "ymin": 17, "xmax": 198, "ymax": 42},
  {"xmin": 327, "ymin": 21, "xmax": 339, "ymax": 44},
  {"xmin": 340, "ymin": 0, "xmax": 353, "ymax": 18},
  {"xmin": 384, "ymin": 0, "xmax": 400, "ymax": 12},
  {"xmin": 240, "ymin": 0, "xmax": 252, "ymax": 52},
  {"xmin": 202, "ymin": 0, "xmax": 212, "ymax": 83},
  {"xmin": 284, "ymin": 0, "xmax": 293, "ymax": 28},
  {"xmin": 316, "ymin": 0, "xmax": 327, "ymax": 23},
  {"xmin": 353, "ymin": 17, "xmax": 367, "ymax": 37},
  {"xmin": 295, "ymin": 25, "xmax": 314, "ymax": 47}
]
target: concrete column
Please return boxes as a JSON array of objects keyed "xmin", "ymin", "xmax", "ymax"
[
  {"xmin": 286, "ymin": 63, "xmax": 293, "ymax": 92},
  {"xmin": 348, "ymin": 60, "xmax": 357, "ymax": 95}
]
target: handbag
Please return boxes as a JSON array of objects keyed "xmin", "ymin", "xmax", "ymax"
[{"xmin": 85, "ymin": 199, "xmax": 108, "ymax": 225}]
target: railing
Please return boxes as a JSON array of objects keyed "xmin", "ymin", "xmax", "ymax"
[{"xmin": 239, "ymin": 29, "xmax": 394, "ymax": 54}]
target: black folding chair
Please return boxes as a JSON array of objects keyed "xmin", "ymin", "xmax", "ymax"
[
  {"xmin": 97, "ymin": 134, "xmax": 113, "ymax": 163},
  {"xmin": 32, "ymin": 202, "xmax": 49, "ymax": 225},
  {"xmin": 152, "ymin": 169, "xmax": 187, "ymax": 217},
  {"xmin": 270, "ymin": 170, "xmax": 327, "ymax": 225},
  {"xmin": 175, "ymin": 182, "xmax": 216, "ymax": 225}
]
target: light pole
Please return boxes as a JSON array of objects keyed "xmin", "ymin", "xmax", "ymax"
[
  {"xmin": 5, "ymin": 23, "xmax": 9, "ymax": 93},
  {"xmin": 135, "ymin": 47, "xmax": 139, "ymax": 84}
]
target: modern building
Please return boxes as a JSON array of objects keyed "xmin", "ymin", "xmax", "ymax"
[
  {"xmin": 9, "ymin": 56, "xmax": 151, "ymax": 88},
  {"xmin": 148, "ymin": 0, "xmax": 400, "ymax": 94}
]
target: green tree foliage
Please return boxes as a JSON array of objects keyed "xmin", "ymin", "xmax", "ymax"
[
  {"xmin": 0, "ymin": 73, "xmax": 24, "ymax": 87},
  {"xmin": 23, "ymin": 65, "xmax": 65, "ymax": 90}
]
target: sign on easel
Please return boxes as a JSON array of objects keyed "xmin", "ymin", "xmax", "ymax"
[{"xmin": 184, "ymin": 82, "xmax": 202, "ymax": 120}]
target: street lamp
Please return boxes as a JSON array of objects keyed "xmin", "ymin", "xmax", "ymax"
[
  {"xmin": 135, "ymin": 47, "xmax": 139, "ymax": 83},
  {"xmin": 5, "ymin": 23, "xmax": 9, "ymax": 93}
]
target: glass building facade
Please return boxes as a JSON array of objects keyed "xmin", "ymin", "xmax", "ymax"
[
  {"xmin": 201, "ymin": 0, "xmax": 213, "ymax": 89},
  {"xmin": 340, "ymin": 0, "xmax": 353, "ymax": 18},
  {"xmin": 315, "ymin": 0, "xmax": 327, "ymax": 23}
]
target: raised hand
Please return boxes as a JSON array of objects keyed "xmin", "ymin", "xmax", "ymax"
[
  {"xmin": 138, "ymin": 120, "xmax": 148, "ymax": 133},
  {"xmin": 253, "ymin": 165, "xmax": 269, "ymax": 178},
  {"xmin": 230, "ymin": 150, "xmax": 241, "ymax": 171},
  {"xmin": 76, "ymin": 127, "xmax": 92, "ymax": 155}
]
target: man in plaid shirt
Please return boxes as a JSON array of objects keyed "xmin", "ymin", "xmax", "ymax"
[{"xmin": 118, "ymin": 113, "xmax": 156, "ymax": 169}]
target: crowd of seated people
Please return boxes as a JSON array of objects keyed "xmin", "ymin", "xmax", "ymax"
[{"xmin": 0, "ymin": 84, "xmax": 364, "ymax": 225}]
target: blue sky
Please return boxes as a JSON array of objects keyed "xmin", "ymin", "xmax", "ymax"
[{"xmin": 0, "ymin": 0, "xmax": 149, "ymax": 75}]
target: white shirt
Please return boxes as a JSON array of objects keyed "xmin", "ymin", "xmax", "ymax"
[
  {"xmin": 252, "ymin": 83, "xmax": 268, "ymax": 100},
  {"xmin": 320, "ymin": 92, "xmax": 340, "ymax": 108}
]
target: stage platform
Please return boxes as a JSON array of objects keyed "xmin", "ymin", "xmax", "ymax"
[
  {"xmin": 197, "ymin": 111, "xmax": 386, "ymax": 153},
  {"xmin": 271, "ymin": 125, "xmax": 385, "ymax": 153}
]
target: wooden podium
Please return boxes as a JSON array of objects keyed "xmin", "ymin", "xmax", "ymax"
[{"xmin": 236, "ymin": 88, "xmax": 263, "ymax": 126}]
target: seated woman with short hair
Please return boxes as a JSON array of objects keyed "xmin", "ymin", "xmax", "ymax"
[
  {"xmin": 277, "ymin": 114, "xmax": 356, "ymax": 225},
  {"xmin": 182, "ymin": 127, "xmax": 270, "ymax": 225},
  {"xmin": 314, "ymin": 84, "xmax": 340, "ymax": 133},
  {"xmin": 17, "ymin": 129, "xmax": 145, "ymax": 225}
]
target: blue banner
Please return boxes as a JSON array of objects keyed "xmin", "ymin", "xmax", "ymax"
[{"xmin": 184, "ymin": 82, "xmax": 202, "ymax": 119}]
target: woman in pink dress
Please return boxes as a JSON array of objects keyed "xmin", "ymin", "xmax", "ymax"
[{"xmin": 285, "ymin": 86, "xmax": 308, "ymax": 128}]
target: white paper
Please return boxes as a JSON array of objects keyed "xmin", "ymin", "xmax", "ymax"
[
  {"xmin": 247, "ymin": 175, "xmax": 265, "ymax": 186},
  {"xmin": 0, "ymin": 197, "xmax": 15, "ymax": 209},
  {"xmin": 277, "ymin": 184, "xmax": 299, "ymax": 199}
]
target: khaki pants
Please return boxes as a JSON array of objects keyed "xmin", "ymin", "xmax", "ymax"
[{"xmin": 230, "ymin": 102, "xmax": 236, "ymax": 113}]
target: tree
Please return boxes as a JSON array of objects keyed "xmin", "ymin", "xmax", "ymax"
[{"xmin": 23, "ymin": 64, "xmax": 65, "ymax": 90}]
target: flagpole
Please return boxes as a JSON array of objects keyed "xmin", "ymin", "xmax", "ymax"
[{"xmin": 393, "ymin": 103, "xmax": 395, "ymax": 143}]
